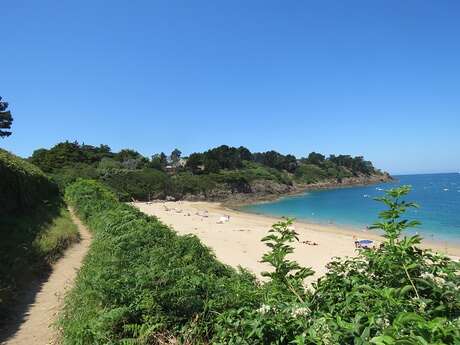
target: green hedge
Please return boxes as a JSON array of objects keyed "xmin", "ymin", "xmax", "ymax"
[
  {"xmin": 60, "ymin": 180, "xmax": 259, "ymax": 344},
  {"xmin": 0, "ymin": 149, "xmax": 58, "ymax": 214}
]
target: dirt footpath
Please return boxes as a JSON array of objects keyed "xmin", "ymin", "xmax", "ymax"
[{"xmin": 1, "ymin": 210, "xmax": 92, "ymax": 345}]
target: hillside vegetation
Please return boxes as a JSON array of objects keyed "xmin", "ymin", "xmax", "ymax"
[
  {"xmin": 29, "ymin": 142, "xmax": 390, "ymax": 201},
  {"xmin": 60, "ymin": 179, "xmax": 258, "ymax": 343},
  {"xmin": 0, "ymin": 148, "xmax": 57, "ymax": 214},
  {"xmin": 0, "ymin": 149, "xmax": 79, "ymax": 320},
  {"xmin": 61, "ymin": 180, "xmax": 459, "ymax": 344}
]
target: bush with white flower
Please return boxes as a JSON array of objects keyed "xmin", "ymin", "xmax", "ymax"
[{"xmin": 214, "ymin": 186, "xmax": 460, "ymax": 344}]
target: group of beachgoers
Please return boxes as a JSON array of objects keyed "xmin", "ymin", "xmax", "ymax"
[
  {"xmin": 147, "ymin": 201, "xmax": 374, "ymax": 250},
  {"xmin": 160, "ymin": 202, "xmax": 233, "ymax": 224}
]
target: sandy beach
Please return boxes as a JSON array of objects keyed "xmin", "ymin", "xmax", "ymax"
[{"xmin": 134, "ymin": 201, "xmax": 460, "ymax": 282}]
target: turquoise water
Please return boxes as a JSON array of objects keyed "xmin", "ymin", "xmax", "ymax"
[{"xmin": 242, "ymin": 173, "xmax": 460, "ymax": 244}]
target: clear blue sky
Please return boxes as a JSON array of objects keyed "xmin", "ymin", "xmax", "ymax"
[{"xmin": 2, "ymin": 1, "xmax": 459, "ymax": 174}]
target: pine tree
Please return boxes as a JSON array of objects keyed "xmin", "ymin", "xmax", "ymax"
[{"xmin": 0, "ymin": 96, "xmax": 13, "ymax": 138}]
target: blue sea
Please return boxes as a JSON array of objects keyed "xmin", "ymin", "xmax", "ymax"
[{"xmin": 242, "ymin": 173, "xmax": 460, "ymax": 244}]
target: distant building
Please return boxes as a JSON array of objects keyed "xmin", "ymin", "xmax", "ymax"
[
  {"xmin": 176, "ymin": 158, "xmax": 187, "ymax": 167},
  {"xmin": 165, "ymin": 158, "xmax": 187, "ymax": 173}
]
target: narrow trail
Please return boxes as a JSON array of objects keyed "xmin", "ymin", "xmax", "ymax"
[{"xmin": 1, "ymin": 209, "xmax": 92, "ymax": 345}]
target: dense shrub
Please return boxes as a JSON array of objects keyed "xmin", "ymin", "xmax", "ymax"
[
  {"xmin": 99, "ymin": 169, "xmax": 171, "ymax": 201},
  {"xmin": 0, "ymin": 149, "xmax": 58, "ymax": 214},
  {"xmin": 168, "ymin": 164, "xmax": 292, "ymax": 199},
  {"xmin": 29, "ymin": 142, "xmax": 114, "ymax": 173},
  {"xmin": 49, "ymin": 163, "xmax": 99, "ymax": 191},
  {"xmin": 294, "ymin": 164, "xmax": 329, "ymax": 183},
  {"xmin": 238, "ymin": 161, "xmax": 293, "ymax": 185},
  {"xmin": 170, "ymin": 173, "xmax": 217, "ymax": 197},
  {"xmin": 60, "ymin": 180, "xmax": 259, "ymax": 344}
]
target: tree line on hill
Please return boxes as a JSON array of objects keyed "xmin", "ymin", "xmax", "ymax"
[
  {"xmin": 0, "ymin": 96, "xmax": 384, "ymax": 201},
  {"xmin": 29, "ymin": 141, "xmax": 379, "ymax": 177},
  {"xmin": 27, "ymin": 141, "xmax": 385, "ymax": 201}
]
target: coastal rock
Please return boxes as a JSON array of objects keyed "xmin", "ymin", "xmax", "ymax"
[
  {"xmin": 183, "ymin": 173, "xmax": 392, "ymax": 204},
  {"xmin": 249, "ymin": 179, "xmax": 295, "ymax": 195}
]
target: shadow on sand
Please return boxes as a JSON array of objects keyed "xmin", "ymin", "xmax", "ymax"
[
  {"xmin": 0, "ymin": 268, "xmax": 53, "ymax": 343},
  {"xmin": 0, "ymin": 198, "xmax": 63, "ymax": 343}
]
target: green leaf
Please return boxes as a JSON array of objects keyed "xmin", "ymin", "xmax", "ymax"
[{"xmin": 370, "ymin": 335, "xmax": 396, "ymax": 345}]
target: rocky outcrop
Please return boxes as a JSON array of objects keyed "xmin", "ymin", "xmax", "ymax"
[
  {"xmin": 294, "ymin": 172, "xmax": 393, "ymax": 191},
  {"xmin": 181, "ymin": 172, "xmax": 393, "ymax": 205},
  {"xmin": 181, "ymin": 179, "xmax": 294, "ymax": 202},
  {"xmin": 249, "ymin": 180, "xmax": 295, "ymax": 195}
]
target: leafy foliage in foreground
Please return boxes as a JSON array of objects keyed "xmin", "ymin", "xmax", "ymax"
[
  {"xmin": 61, "ymin": 182, "xmax": 460, "ymax": 344},
  {"xmin": 215, "ymin": 186, "xmax": 460, "ymax": 344},
  {"xmin": 261, "ymin": 219, "xmax": 314, "ymax": 299},
  {"xmin": 308, "ymin": 186, "xmax": 460, "ymax": 344}
]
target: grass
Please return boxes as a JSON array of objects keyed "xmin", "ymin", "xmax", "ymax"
[
  {"xmin": 34, "ymin": 205, "xmax": 80, "ymax": 262},
  {"xmin": 0, "ymin": 197, "xmax": 80, "ymax": 320}
]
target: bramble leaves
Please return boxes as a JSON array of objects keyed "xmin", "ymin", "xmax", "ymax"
[
  {"xmin": 370, "ymin": 185, "xmax": 420, "ymax": 243},
  {"xmin": 261, "ymin": 218, "xmax": 314, "ymax": 300}
]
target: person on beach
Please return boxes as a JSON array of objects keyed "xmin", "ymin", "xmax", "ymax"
[{"xmin": 353, "ymin": 235, "xmax": 360, "ymax": 248}]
